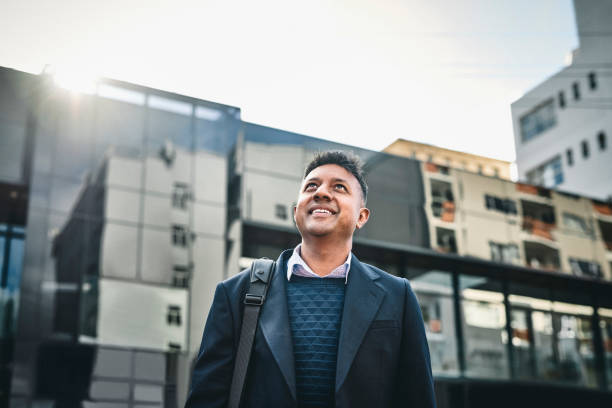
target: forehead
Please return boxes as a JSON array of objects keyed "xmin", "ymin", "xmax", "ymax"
[{"xmin": 303, "ymin": 164, "xmax": 358, "ymax": 185}]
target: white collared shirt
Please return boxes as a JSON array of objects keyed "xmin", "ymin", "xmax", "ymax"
[{"xmin": 286, "ymin": 244, "xmax": 351, "ymax": 284}]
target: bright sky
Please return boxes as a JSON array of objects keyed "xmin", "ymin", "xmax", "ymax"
[{"xmin": 1, "ymin": 0, "xmax": 578, "ymax": 162}]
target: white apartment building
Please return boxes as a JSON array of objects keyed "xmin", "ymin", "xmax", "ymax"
[{"xmin": 511, "ymin": 0, "xmax": 612, "ymax": 201}]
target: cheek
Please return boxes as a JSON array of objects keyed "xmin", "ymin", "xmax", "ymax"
[
  {"xmin": 294, "ymin": 199, "xmax": 308, "ymax": 219},
  {"xmin": 343, "ymin": 203, "xmax": 361, "ymax": 223}
]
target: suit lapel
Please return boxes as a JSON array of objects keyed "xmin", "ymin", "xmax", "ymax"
[
  {"xmin": 258, "ymin": 250, "xmax": 297, "ymax": 400},
  {"xmin": 335, "ymin": 256, "xmax": 386, "ymax": 392}
]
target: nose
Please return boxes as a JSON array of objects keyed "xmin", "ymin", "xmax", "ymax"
[{"xmin": 314, "ymin": 183, "xmax": 332, "ymax": 200}]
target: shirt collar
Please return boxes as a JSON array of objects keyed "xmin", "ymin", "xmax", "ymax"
[{"xmin": 286, "ymin": 244, "xmax": 352, "ymax": 284}]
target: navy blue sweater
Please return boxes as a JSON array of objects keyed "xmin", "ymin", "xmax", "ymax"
[{"xmin": 287, "ymin": 276, "xmax": 346, "ymax": 408}]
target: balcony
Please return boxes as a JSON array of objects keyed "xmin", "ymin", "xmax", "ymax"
[
  {"xmin": 436, "ymin": 227, "xmax": 457, "ymax": 254},
  {"xmin": 598, "ymin": 220, "xmax": 612, "ymax": 252},
  {"xmin": 425, "ymin": 162, "xmax": 450, "ymax": 175},
  {"xmin": 516, "ymin": 183, "xmax": 551, "ymax": 199},
  {"xmin": 593, "ymin": 201, "xmax": 612, "ymax": 216},
  {"xmin": 521, "ymin": 200, "xmax": 556, "ymax": 241},
  {"xmin": 524, "ymin": 241, "xmax": 560, "ymax": 271},
  {"xmin": 522, "ymin": 217, "xmax": 555, "ymax": 240},
  {"xmin": 431, "ymin": 179, "xmax": 455, "ymax": 223}
]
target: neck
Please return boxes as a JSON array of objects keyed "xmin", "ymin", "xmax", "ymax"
[{"xmin": 299, "ymin": 237, "xmax": 352, "ymax": 277}]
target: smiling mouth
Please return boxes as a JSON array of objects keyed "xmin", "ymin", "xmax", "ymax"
[{"xmin": 310, "ymin": 208, "xmax": 336, "ymax": 215}]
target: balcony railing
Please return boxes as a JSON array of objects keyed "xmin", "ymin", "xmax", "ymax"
[
  {"xmin": 522, "ymin": 216, "xmax": 556, "ymax": 241},
  {"xmin": 594, "ymin": 202, "xmax": 612, "ymax": 216}
]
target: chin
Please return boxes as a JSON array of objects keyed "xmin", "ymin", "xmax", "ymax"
[{"xmin": 305, "ymin": 228, "xmax": 331, "ymax": 237}]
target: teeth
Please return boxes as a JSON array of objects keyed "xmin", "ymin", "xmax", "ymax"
[{"xmin": 313, "ymin": 209, "xmax": 332, "ymax": 214}]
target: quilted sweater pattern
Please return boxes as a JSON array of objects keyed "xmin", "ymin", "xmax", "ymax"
[{"xmin": 287, "ymin": 276, "xmax": 346, "ymax": 408}]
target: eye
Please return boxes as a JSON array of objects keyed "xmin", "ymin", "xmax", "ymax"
[
  {"xmin": 304, "ymin": 182, "xmax": 317, "ymax": 191},
  {"xmin": 335, "ymin": 184, "xmax": 347, "ymax": 191}
]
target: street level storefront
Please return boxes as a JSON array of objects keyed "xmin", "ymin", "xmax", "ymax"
[{"xmin": 242, "ymin": 222, "xmax": 612, "ymax": 407}]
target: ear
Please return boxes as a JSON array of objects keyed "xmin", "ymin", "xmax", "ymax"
[
  {"xmin": 355, "ymin": 207, "xmax": 370, "ymax": 229},
  {"xmin": 293, "ymin": 204, "xmax": 297, "ymax": 222}
]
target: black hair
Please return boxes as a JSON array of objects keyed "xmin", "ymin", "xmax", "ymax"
[{"xmin": 303, "ymin": 151, "xmax": 368, "ymax": 204}]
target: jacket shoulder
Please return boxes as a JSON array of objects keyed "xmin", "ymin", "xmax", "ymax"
[
  {"xmin": 217, "ymin": 268, "xmax": 252, "ymax": 302},
  {"xmin": 360, "ymin": 262, "xmax": 407, "ymax": 287}
]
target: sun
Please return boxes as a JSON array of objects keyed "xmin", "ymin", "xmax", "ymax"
[{"xmin": 48, "ymin": 64, "xmax": 99, "ymax": 95}]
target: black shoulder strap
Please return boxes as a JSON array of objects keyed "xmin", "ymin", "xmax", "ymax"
[{"xmin": 228, "ymin": 258, "xmax": 275, "ymax": 408}]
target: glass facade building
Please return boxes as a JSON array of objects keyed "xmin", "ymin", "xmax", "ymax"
[{"xmin": 2, "ymin": 66, "xmax": 612, "ymax": 407}]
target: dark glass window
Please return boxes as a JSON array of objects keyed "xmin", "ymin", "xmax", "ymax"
[
  {"xmin": 436, "ymin": 227, "xmax": 456, "ymax": 254},
  {"xmin": 599, "ymin": 312, "xmax": 612, "ymax": 388},
  {"xmin": 484, "ymin": 195, "xmax": 517, "ymax": 215},
  {"xmin": 459, "ymin": 275, "xmax": 509, "ymax": 379},
  {"xmin": 172, "ymin": 183, "xmax": 190, "ymax": 210},
  {"xmin": 275, "ymin": 204, "xmax": 287, "ymax": 220},
  {"xmin": 167, "ymin": 305, "xmax": 182, "ymax": 325},
  {"xmin": 172, "ymin": 265, "xmax": 190, "ymax": 288},
  {"xmin": 509, "ymin": 285, "xmax": 597, "ymax": 386},
  {"xmin": 525, "ymin": 156, "xmax": 564, "ymax": 188},
  {"xmin": 520, "ymin": 99, "xmax": 557, "ymax": 143},
  {"xmin": 566, "ymin": 148, "xmax": 573, "ymax": 166},
  {"xmin": 572, "ymin": 82, "xmax": 580, "ymax": 101},
  {"xmin": 489, "ymin": 242, "xmax": 519, "ymax": 264},
  {"xmin": 404, "ymin": 267, "xmax": 459, "ymax": 376},
  {"xmin": 563, "ymin": 212, "xmax": 593, "ymax": 237},
  {"xmin": 568, "ymin": 258, "xmax": 602, "ymax": 279},
  {"xmin": 431, "ymin": 179, "xmax": 454, "ymax": 220},
  {"xmin": 172, "ymin": 225, "xmax": 188, "ymax": 247},
  {"xmin": 582, "ymin": 140, "xmax": 589, "ymax": 159},
  {"xmin": 588, "ymin": 72, "xmax": 597, "ymax": 90},
  {"xmin": 558, "ymin": 91, "xmax": 566, "ymax": 109},
  {"xmin": 598, "ymin": 131, "xmax": 607, "ymax": 151}
]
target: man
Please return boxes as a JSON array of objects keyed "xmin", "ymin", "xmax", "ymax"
[{"xmin": 186, "ymin": 151, "xmax": 436, "ymax": 407}]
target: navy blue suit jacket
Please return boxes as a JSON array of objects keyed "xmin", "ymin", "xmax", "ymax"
[{"xmin": 186, "ymin": 250, "xmax": 436, "ymax": 407}]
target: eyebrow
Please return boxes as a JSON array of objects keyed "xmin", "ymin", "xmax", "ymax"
[{"xmin": 304, "ymin": 177, "xmax": 351, "ymax": 186}]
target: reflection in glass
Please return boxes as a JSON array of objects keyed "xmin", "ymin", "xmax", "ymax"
[
  {"xmin": 134, "ymin": 383, "xmax": 163, "ymax": 403},
  {"xmin": 98, "ymin": 84, "xmax": 145, "ymax": 106},
  {"xmin": 511, "ymin": 309, "xmax": 535, "ymax": 379},
  {"xmin": 134, "ymin": 350, "xmax": 166, "ymax": 381},
  {"xmin": 89, "ymin": 380, "xmax": 130, "ymax": 400},
  {"xmin": 532, "ymin": 310, "xmax": 555, "ymax": 380},
  {"xmin": 141, "ymin": 227, "xmax": 175, "ymax": 285},
  {"xmin": 95, "ymin": 98, "xmax": 144, "ymax": 154},
  {"xmin": 49, "ymin": 177, "xmax": 86, "ymax": 214},
  {"xmin": 509, "ymin": 289, "xmax": 599, "ymax": 386},
  {"xmin": 6, "ymin": 237, "xmax": 24, "ymax": 292},
  {"xmin": 599, "ymin": 311, "xmax": 612, "ymax": 388},
  {"xmin": 195, "ymin": 117, "xmax": 237, "ymax": 154},
  {"xmin": 147, "ymin": 109, "xmax": 192, "ymax": 152},
  {"xmin": 149, "ymin": 95, "xmax": 192, "ymax": 116},
  {"xmin": 0, "ymin": 225, "xmax": 25, "ymax": 340},
  {"xmin": 106, "ymin": 155, "xmax": 143, "ymax": 190},
  {"xmin": 554, "ymin": 314, "xmax": 597, "ymax": 387},
  {"xmin": 406, "ymin": 268, "xmax": 458, "ymax": 376},
  {"xmin": 53, "ymin": 97, "xmax": 94, "ymax": 181},
  {"xmin": 0, "ymin": 122, "xmax": 26, "ymax": 182},
  {"xmin": 0, "ymin": 234, "xmax": 4, "ymax": 280},
  {"xmin": 32, "ymin": 118, "xmax": 55, "ymax": 174},
  {"xmin": 101, "ymin": 223, "xmax": 138, "ymax": 280},
  {"xmin": 460, "ymin": 276, "xmax": 509, "ymax": 379},
  {"xmin": 195, "ymin": 105, "xmax": 222, "ymax": 121}
]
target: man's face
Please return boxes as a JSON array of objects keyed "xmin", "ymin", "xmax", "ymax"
[{"xmin": 294, "ymin": 164, "xmax": 370, "ymax": 243}]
